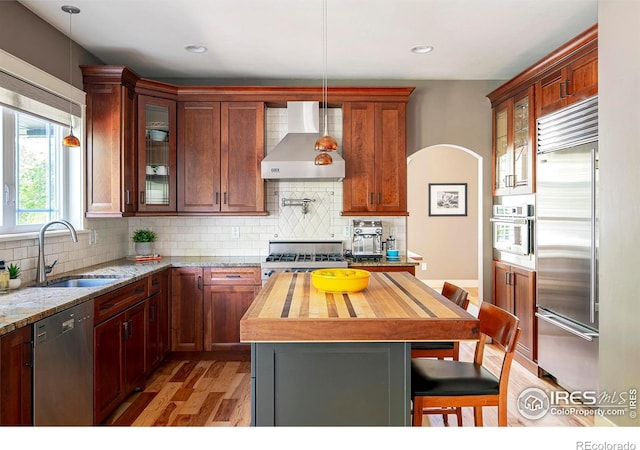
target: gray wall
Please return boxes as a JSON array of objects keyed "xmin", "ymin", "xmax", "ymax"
[
  {"xmin": 598, "ymin": 0, "xmax": 640, "ymax": 427},
  {"xmin": 0, "ymin": 1, "xmax": 103, "ymax": 88}
]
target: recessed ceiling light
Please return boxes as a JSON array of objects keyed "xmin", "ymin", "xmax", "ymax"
[
  {"xmin": 185, "ymin": 45, "xmax": 207, "ymax": 53},
  {"xmin": 411, "ymin": 45, "xmax": 434, "ymax": 54}
]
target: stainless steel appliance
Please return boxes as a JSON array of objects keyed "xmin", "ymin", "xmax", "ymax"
[
  {"xmin": 261, "ymin": 102, "xmax": 345, "ymax": 181},
  {"xmin": 535, "ymin": 95, "xmax": 599, "ymax": 393},
  {"xmin": 261, "ymin": 240, "xmax": 348, "ymax": 285},
  {"xmin": 352, "ymin": 220, "xmax": 383, "ymax": 261},
  {"xmin": 490, "ymin": 205, "xmax": 533, "ymax": 256},
  {"xmin": 34, "ymin": 300, "xmax": 94, "ymax": 425}
]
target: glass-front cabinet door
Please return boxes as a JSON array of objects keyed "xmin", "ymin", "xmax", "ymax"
[
  {"xmin": 493, "ymin": 87, "xmax": 534, "ymax": 195},
  {"xmin": 512, "ymin": 92, "xmax": 532, "ymax": 191},
  {"xmin": 493, "ymin": 102, "xmax": 511, "ymax": 193},
  {"xmin": 138, "ymin": 95, "xmax": 176, "ymax": 212}
]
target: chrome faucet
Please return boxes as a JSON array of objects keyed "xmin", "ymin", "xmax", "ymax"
[{"xmin": 36, "ymin": 219, "xmax": 78, "ymax": 284}]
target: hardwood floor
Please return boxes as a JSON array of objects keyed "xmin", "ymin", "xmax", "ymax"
[
  {"xmin": 106, "ymin": 340, "xmax": 593, "ymax": 427},
  {"xmin": 105, "ymin": 359, "xmax": 251, "ymax": 426}
]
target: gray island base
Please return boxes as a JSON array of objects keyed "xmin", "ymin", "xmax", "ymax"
[{"xmin": 251, "ymin": 342, "xmax": 411, "ymax": 426}]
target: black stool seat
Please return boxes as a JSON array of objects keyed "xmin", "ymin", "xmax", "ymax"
[
  {"xmin": 411, "ymin": 341, "xmax": 455, "ymax": 351},
  {"xmin": 411, "ymin": 358, "xmax": 499, "ymax": 397}
]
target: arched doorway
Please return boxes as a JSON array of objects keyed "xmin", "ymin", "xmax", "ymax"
[{"xmin": 407, "ymin": 144, "xmax": 483, "ymax": 304}]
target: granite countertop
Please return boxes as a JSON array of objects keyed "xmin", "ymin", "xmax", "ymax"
[
  {"xmin": 0, "ymin": 254, "xmax": 420, "ymax": 337},
  {"xmin": 0, "ymin": 256, "xmax": 262, "ymax": 337}
]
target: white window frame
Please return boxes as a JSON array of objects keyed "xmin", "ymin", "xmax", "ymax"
[{"xmin": 0, "ymin": 49, "xmax": 85, "ymax": 237}]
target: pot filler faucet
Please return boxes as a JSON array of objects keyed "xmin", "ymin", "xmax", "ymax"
[{"xmin": 36, "ymin": 219, "xmax": 78, "ymax": 284}]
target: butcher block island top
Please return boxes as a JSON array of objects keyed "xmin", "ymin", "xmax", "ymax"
[{"xmin": 240, "ymin": 271, "xmax": 479, "ymax": 343}]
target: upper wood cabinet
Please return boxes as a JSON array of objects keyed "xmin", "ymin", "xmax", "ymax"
[
  {"xmin": 537, "ymin": 48, "xmax": 598, "ymax": 117},
  {"xmin": 492, "ymin": 87, "xmax": 535, "ymax": 195},
  {"xmin": 487, "ymin": 24, "xmax": 597, "ymax": 197},
  {"xmin": 342, "ymin": 102, "xmax": 407, "ymax": 215},
  {"xmin": 177, "ymin": 101, "xmax": 265, "ymax": 213},
  {"xmin": 82, "ymin": 66, "xmax": 137, "ymax": 217},
  {"xmin": 83, "ymin": 66, "xmax": 413, "ymax": 217},
  {"xmin": 138, "ymin": 95, "xmax": 177, "ymax": 213}
]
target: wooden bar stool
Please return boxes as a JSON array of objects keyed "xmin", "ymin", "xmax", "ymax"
[{"xmin": 411, "ymin": 301, "xmax": 521, "ymax": 427}]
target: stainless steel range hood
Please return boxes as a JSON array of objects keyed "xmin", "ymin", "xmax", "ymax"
[{"xmin": 261, "ymin": 101, "xmax": 345, "ymax": 181}]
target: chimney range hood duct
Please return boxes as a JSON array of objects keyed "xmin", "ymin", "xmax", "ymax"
[{"xmin": 261, "ymin": 101, "xmax": 345, "ymax": 181}]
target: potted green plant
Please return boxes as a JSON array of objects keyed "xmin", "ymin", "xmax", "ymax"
[
  {"xmin": 7, "ymin": 263, "xmax": 21, "ymax": 289},
  {"xmin": 132, "ymin": 229, "xmax": 156, "ymax": 256}
]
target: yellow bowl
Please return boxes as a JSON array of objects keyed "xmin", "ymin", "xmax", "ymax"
[{"xmin": 311, "ymin": 268, "xmax": 370, "ymax": 293}]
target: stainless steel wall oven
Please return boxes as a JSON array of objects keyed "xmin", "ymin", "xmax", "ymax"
[{"xmin": 490, "ymin": 205, "xmax": 533, "ymax": 256}]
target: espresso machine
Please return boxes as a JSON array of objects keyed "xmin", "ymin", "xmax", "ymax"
[{"xmin": 352, "ymin": 220, "xmax": 383, "ymax": 261}]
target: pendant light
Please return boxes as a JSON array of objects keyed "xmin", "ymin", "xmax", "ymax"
[
  {"xmin": 314, "ymin": 0, "xmax": 337, "ymax": 165},
  {"xmin": 62, "ymin": 5, "xmax": 81, "ymax": 147}
]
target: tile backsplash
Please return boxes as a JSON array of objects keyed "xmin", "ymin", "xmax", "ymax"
[{"xmin": 0, "ymin": 105, "xmax": 406, "ymax": 284}]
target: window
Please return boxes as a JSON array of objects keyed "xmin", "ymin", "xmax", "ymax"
[
  {"xmin": 1, "ymin": 49, "xmax": 84, "ymax": 235},
  {"xmin": 1, "ymin": 107, "xmax": 66, "ymax": 232}
]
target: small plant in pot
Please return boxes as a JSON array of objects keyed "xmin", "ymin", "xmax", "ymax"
[
  {"xmin": 132, "ymin": 229, "xmax": 156, "ymax": 256},
  {"xmin": 8, "ymin": 263, "xmax": 21, "ymax": 289}
]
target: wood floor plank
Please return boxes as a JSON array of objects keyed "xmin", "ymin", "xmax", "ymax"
[
  {"xmin": 171, "ymin": 366, "xmax": 206, "ymax": 401},
  {"xmin": 204, "ymin": 360, "xmax": 226, "ymax": 379},
  {"xmin": 169, "ymin": 361, "xmax": 198, "ymax": 382},
  {"xmin": 112, "ymin": 392, "xmax": 157, "ymax": 426},
  {"xmin": 152, "ymin": 402, "xmax": 178, "ymax": 426}
]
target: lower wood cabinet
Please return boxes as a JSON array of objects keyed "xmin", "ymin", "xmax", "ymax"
[
  {"xmin": 492, "ymin": 260, "xmax": 536, "ymax": 370},
  {"xmin": 0, "ymin": 326, "xmax": 33, "ymax": 425},
  {"xmin": 146, "ymin": 269, "xmax": 170, "ymax": 373},
  {"xmin": 94, "ymin": 301, "xmax": 146, "ymax": 424},
  {"xmin": 93, "ymin": 269, "xmax": 170, "ymax": 424},
  {"xmin": 171, "ymin": 266, "xmax": 261, "ymax": 352}
]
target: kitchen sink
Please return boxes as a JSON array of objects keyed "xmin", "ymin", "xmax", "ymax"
[{"xmin": 36, "ymin": 276, "xmax": 121, "ymax": 288}]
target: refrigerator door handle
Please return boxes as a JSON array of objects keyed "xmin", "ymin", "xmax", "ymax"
[
  {"xmin": 590, "ymin": 146, "xmax": 597, "ymax": 324},
  {"xmin": 535, "ymin": 312, "xmax": 599, "ymax": 342}
]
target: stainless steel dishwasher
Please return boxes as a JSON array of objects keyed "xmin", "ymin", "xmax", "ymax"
[{"xmin": 34, "ymin": 300, "xmax": 94, "ymax": 425}]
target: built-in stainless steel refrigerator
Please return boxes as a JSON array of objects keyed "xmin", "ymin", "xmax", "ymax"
[{"xmin": 535, "ymin": 96, "xmax": 599, "ymax": 394}]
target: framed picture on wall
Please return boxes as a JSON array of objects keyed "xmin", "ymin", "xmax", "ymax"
[{"xmin": 428, "ymin": 183, "xmax": 467, "ymax": 216}]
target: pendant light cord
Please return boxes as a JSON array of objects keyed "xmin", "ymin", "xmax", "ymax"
[
  {"xmin": 68, "ymin": 9, "xmax": 73, "ymax": 124},
  {"xmin": 322, "ymin": 0, "xmax": 328, "ymax": 136}
]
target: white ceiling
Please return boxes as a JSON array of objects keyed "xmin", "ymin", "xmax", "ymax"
[{"xmin": 19, "ymin": 0, "xmax": 597, "ymax": 81}]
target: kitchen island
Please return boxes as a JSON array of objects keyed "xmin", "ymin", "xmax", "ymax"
[{"xmin": 240, "ymin": 271, "xmax": 479, "ymax": 426}]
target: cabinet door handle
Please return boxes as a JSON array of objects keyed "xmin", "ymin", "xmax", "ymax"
[
  {"xmin": 122, "ymin": 321, "xmax": 128, "ymax": 340},
  {"xmin": 140, "ymin": 191, "xmax": 146, "ymax": 204},
  {"xmin": 369, "ymin": 192, "xmax": 374, "ymax": 205},
  {"xmin": 559, "ymin": 80, "xmax": 565, "ymax": 98},
  {"xmin": 128, "ymin": 319, "xmax": 133, "ymax": 338},
  {"xmin": 125, "ymin": 189, "xmax": 131, "ymax": 205},
  {"xmin": 197, "ymin": 275, "xmax": 202, "ymax": 290},
  {"xmin": 215, "ymin": 192, "xmax": 219, "ymax": 205},
  {"xmin": 24, "ymin": 341, "xmax": 34, "ymax": 368},
  {"xmin": 223, "ymin": 192, "xmax": 227, "ymax": 205},
  {"xmin": 564, "ymin": 80, "xmax": 571, "ymax": 96},
  {"xmin": 377, "ymin": 192, "xmax": 381, "ymax": 204}
]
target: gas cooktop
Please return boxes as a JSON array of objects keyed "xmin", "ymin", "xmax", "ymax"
[{"xmin": 262, "ymin": 241, "xmax": 348, "ymax": 269}]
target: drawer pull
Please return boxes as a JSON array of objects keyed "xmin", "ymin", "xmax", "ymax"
[
  {"xmin": 100, "ymin": 302, "xmax": 115, "ymax": 311},
  {"xmin": 225, "ymin": 275, "xmax": 242, "ymax": 278}
]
